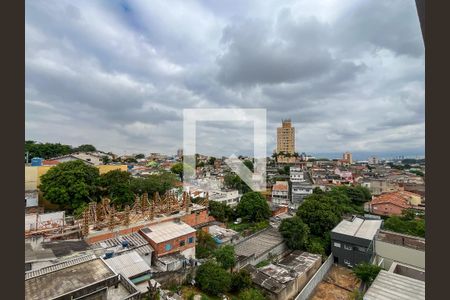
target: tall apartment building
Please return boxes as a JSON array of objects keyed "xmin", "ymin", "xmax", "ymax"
[
  {"xmin": 343, "ymin": 152, "xmax": 353, "ymax": 164},
  {"xmin": 277, "ymin": 119, "xmax": 295, "ymax": 155}
]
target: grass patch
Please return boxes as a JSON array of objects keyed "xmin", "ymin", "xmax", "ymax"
[
  {"xmin": 227, "ymin": 220, "xmax": 270, "ymax": 236},
  {"xmin": 255, "ymin": 260, "xmax": 270, "ymax": 268}
]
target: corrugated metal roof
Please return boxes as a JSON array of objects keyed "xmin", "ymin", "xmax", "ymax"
[
  {"xmin": 364, "ymin": 270, "xmax": 425, "ymax": 300},
  {"xmin": 104, "ymin": 251, "xmax": 150, "ymax": 279},
  {"xmin": 332, "ymin": 217, "xmax": 382, "ymax": 240},
  {"xmin": 25, "ymin": 254, "xmax": 98, "ymax": 280},
  {"xmin": 91, "ymin": 232, "xmax": 154, "ymax": 256},
  {"xmin": 140, "ymin": 221, "xmax": 196, "ymax": 244}
]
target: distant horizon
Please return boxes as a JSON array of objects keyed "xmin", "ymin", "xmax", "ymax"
[{"xmin": 25, "ymin": 139, "xmax": 425, "ymax": 162}]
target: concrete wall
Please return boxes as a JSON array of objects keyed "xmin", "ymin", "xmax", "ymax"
[
  {"xmin": 295, "ymin": 255, "xmax": 333, "ymax": 300},
  {"xmin": 375, "ymin": 239, "xmax": 425, "ymax": 270}
]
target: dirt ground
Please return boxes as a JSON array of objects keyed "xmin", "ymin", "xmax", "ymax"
[{"xmin": 310, "ymin": 265, "xmax": 361, "ymax": 300}]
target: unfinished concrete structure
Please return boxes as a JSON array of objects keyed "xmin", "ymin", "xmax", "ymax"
[{"xmin": 24, "ymin": 191, "xmax": 209, "ymax": 243}]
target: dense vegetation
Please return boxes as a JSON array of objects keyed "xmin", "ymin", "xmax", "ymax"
[
  {"xmin": 195, "ymin": 230, "xmax": 217, "ymax": 259},
  {"xmin": 39, "ymin": 161, "xmax": 177, "ymax": 213},
  {"xmin": 279, "ymin": 185, "xmax": 371, "ymax": 256},
  {"xmin": 383, "ymin": 209, "xmax": 425, "ymax": 237},
  {"xmin": 352, "ymin": 262, "xmax": 382, "ymax": 284},
  {"xmin": 25, "ymin": 140, "xmax": 98, "ymax": 160},
  {"xmin": 195, "ymin": 246, "xmax": 263, "ymax": 299},
  {"xmin": 236, "ymin": 192, "xmax": 271, "ymax": 223},
  {"xmin": 224, "ymin": 174, "xmax": 251, "ymax": 194}
]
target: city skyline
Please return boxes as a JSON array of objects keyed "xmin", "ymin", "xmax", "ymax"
[{"xmin": 26, "ymin": 0, "xmax": 424, "ymax": 157}]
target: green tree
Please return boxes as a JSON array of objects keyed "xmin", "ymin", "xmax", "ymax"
[
  {"xmin": 196, "ymin": 230, "xmax": 217, "ymax": 259},
  {"xmin": 208, "ymin": 157, "xmax": 216, "ymax": 165},
  {"xmin": 195, "ymin": 261, "xmax": 231, "ymax": 296},
  {"xmin": 213, "ymin": 245, "xmax": 236, "ymax": 270},
  {"xmin": 383, "ymin": 215, "xmax": 425, "ymax": 238},
  {"xmin": 129, "ymin": 172, "xmax": 177, "ymax": 196},
  {"xmin": 236, "ymin": 192, "xmax": 271, "ymax": 223},
  {"xmin": 101, "ymin": 155, "xmax": 111, "ymax": 165},
  {"xmin": 313, "ymin": 187, "xmax": 324, "ymax": 194},
  {"xmin": 25, "ymin": 140, "xmax": 73, "ymax": 159},
  {"xmin": 352, "ymin": 262, "xmax": 381, "ymax": 285},
  {"xmin": 170, "ymin": 163, "xmax": 194, "ymax": 181},
  {"xmin": 135, "ymin": 153, "xmax": 145, "ymax": 159},
  {"xmin": 224, "ymin": 174, "xmax": 251, "ymax": 194},
  {"xmin": 243, "ymin": 160, "xmax": 254, "ymax": 172},
  {"xmin": 99, "ymin": 170, "xmax": 134, "ymax": 208},
  {"xmin": 39, "ymin": 160, "xmax": 100, "ymax": 212},
  {"xmin": 170, "ymin": 162, "xmax": 184, "ymax": 178},
  {"xmin": 279, "ymin": 216, "xmax": 310, "ymax": 250},
  {"xmin": 209, "ymin": 201, "xmax": 234, "ymax": 222},
  {"xmin": 231, "ymin": 269, "xmax": 252, "ymax": 293},
  {"xmin": 73, "ymin": 144, "xmax": 97, "ymax": 152},
  {"xmin": 305, "ymin": 236, "xmax": 327, "ymax": 257},
  {"xmin": 237, "ymin": 288, "xmax": 266, "ymax": 300},
  {"xmin": 296, "ymin": 195, "xmax": 341, "ymax": 237},
  {"xmin": 124, "ymin": 157, "xmax": 138, "ymax": 163}
]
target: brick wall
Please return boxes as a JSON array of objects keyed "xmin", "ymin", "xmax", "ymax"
[
  {"xmin": 148, "ymin": 232, "xmax": 196, "ymax": 257},
  {"xmin": 371, "ymin": 203, "xmax": 405, "ymax": 216}
]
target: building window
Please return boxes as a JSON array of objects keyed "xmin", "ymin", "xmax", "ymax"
[
  {"xmin": 333, "ymin": 242, "xmax": 341, "ymax": 248},
  {"xmin": 179, "ymin": 240, "xmax": 185, "ymax": 247},
  {"xmin": 344, "ymin": 244, "xmax": 352, "ymax": 251},
  {"xmin": 165, "ymin": 243, "xmax": 172, "ymax": 251}
]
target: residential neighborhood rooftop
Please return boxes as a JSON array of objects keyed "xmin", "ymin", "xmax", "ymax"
[
  {"xmin": 332, "ymin": 216, "xmax": 382, "ymax": 240},
  {"xmin": 235, "ymin": 227, "xmax": 285, "ymax": 258},
  {"xmin": 364, "ymin": 270, "xmax": 425, "ymax": 300},
  {"xmin": 140, "ymin": 220, "xmax": 196, "ymax": 244},
  {"xmin": 104, "ymin": 251, "xmax": 151, "ymax": 279},
  {"xmin": 25, "ymin": 255, "xmax": 116, "ymax": 300}
]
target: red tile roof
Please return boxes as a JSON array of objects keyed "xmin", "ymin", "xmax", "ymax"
[
  {"xmin": 272, "ymin": 181, "xmax": 288, "ymax": 191},
  {"xmin": 369, "ymin": 191, "xmax": 421, "ymax": 209}
]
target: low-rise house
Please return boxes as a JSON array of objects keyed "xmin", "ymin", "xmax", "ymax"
[
  {"xmin": 208, "ymin": 224, "xmax": 240, "ymax": 245},
  {"xmin": 331, "ymin": 216, "xmax": 382, "ymax": 268},
  {"xmin": 139, "ymin": 220, "xmax": 196, "ymax": 260},
  {"xmin": 362, "ymin": 180, "xmax": 402, "ymax": 196},
  {"xmin": 244, "ymin": 251, "xmax": 322, "ymax": 300},
  {"xmin": 272, "ymin": 181, "xmax": 290, "ymax": 207},
  {"xmin": 104, "ymin": 250, "xmax": 151, "ymax": 284},
  {"xmin": 209, "ymin": 189, "xmax": 241, "ymax": 207},
  {"xmin": 365, "ymin": 191, "xmax": 423, "ymax": 216},
  {"xmin": 25, "ymin": 254, "xmax": 140, "ymax": 300},
  {"xmin": 91, "ymin": 232, "xmax": 154, "ymax": 267},
  {"xmin": 234, "ymin": 227, "xmax": 287, "ymax": 269}
]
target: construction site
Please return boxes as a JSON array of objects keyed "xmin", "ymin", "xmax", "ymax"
[{"xmin": 24, "ymin": 191, "xmax": 213, "ymax": 244}]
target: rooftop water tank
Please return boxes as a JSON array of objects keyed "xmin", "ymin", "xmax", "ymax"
[{"xmin": 31, "ymin": 157, "xmax": 43, "ymax": 166}]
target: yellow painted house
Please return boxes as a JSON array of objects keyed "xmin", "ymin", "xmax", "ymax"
[{"xmin": 25, "ymin": 164, "xmax": 128, "ymax": 191}]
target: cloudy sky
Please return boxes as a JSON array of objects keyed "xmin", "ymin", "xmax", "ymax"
[{"xmin": 25, "ymin": 0, "xmax": 424, "ymax": 159}]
